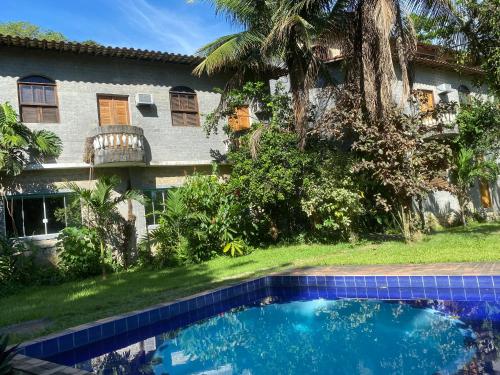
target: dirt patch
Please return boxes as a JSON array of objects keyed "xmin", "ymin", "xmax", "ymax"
[{"xmin": 0, "ymin": 318, "xmax": 52, "ymax": 337}]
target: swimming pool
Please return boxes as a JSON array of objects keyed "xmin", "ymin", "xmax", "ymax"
[{"xmin": 15, "ymin": 275, "xmax": 500, "ymax": 374}]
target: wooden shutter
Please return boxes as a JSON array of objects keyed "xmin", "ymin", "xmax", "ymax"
[
  {"xmin": 479, "ymin": 179, "xmax": 492, "ymax": 208},
  {"xmin": 21, "ymin": 106, "xmax": 39, "ymax": 123},
  {"xmin": 98, "ymin": 96, "xmax": 129, "ymax": 126},
  {"xmin": 229, "ymin": 106, "xmax": 250, "ymax": 131},
  {"xmin": 18, "ymin": 82, "xmax": 59, "ymax": 123},
  {"xmin": 170, "ymin": 90, "xmax": 199, "ymax": 126},
  {"xmin": 417, "ymin": 90, "xmax": 435, "ymax": 112},
  {"xmin": 41, "ymin": 107, "xmax": 58, "ymax": 123},
  {"xmin": 114, "ymin": 98, "xmax": 130, "ymax": 125}
]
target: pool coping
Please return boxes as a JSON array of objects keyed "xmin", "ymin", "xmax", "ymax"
[{"xmin": 11, "ymin": 272, "xmax": 500, "ymax": 374}]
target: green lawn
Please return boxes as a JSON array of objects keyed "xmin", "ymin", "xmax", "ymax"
[{"xmin": 2, "ymin": 222, "xmax": 499, "ymax": 343}]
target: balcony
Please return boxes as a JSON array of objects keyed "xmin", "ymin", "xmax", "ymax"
[
  {"xmin": 85, "ymin": 125, "xmax": 146, "ymax": 166},
  {"xmin": 421, "ymin": 106, "xmax": 459, "ymax": 139}
]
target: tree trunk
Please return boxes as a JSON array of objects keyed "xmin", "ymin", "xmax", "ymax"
[
  {"xmin": 292, "ymin": 89, "xmax": 308, "ymax": 150},
  {"xmin": 287, "ymin": 53, "xmax": 309, "ymax": 150},
  {"xmin": 100, "ymin": 239, "xmax": 107, "ymax": 279},
  {"xmin": 460, "ymin": 203, "xmax": 467, "ymax": 226}
]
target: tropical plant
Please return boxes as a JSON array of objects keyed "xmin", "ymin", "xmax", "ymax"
[
  {"xmin": 146, "ymin": 189, "xmax": 190, "ymax": 266},
  {"xmin": 455, "ymin": 99, "xmax": 500, "ymax": 157},
  {"xmin": 195, "ymin": 0, "xmax": 339, "ymax": 149},
  {"xmin": 0, "ymin": 334, "xmax": 17, "ymax": 375},
  {"xmin": 0, "ymin": 102, "xmax": 62, "ymax": 177},
  {"xmin": 198, "ymin": 0, "xmax": 457, "ymax": 132},
  {"xmin": 319, "ymin": 88, "xmax": 453, "ymax": 241},
  {"xmin": 449, "ymin": 147, "xmax": 498, "ymax": 226},
  {"xmin": 412, "ymin": 0, "xmax": 500, "ymax": 96},
  {"xmin": 65, "ymin": 176, "xmax": 144, "ymax": 278},
  {"xmin": 301, "ymin": 152, "xmax": 364, "ymax": 241},
  {"xmin": 0, "ymin": 235, "xmax": 60, "ymax": 294},
  {"xmin": 56, "ymin": 227, "xmax": 101, "ymax": 279},
  {"xmin": 180, "ymin": 171, "xmax": 250, "ymax": 261},
  {"xmin": 228, "ymin": 124, "xmax": 310, "ymax": 240}
]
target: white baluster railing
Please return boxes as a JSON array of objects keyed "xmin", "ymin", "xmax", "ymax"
[{"xmin": 92, "ymin": 127, "xmax": 145, "ymax": 152}]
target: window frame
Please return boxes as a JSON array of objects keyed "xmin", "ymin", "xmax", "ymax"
[
  {"xmin": 169, "ymin": 87, "xmax": 200, "ymax": 127},
  {"xmin": 144, "ymin": 188, "xmax": 175, "ymax": 228},
  {"xmin": 17, "ymin": 76, "xmax": 60, "ymax": 123},
  {"xmin": 4, "ymin": 193, "xmax": 71, "ymax": 239}
]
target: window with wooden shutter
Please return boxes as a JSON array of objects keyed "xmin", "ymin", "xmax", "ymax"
[
  {"xmin": 415, "ymin": 89, "xmax": 435, "ymax": 113},
  {"xmin": 169, "ymin": 86, "xmax": 200, "ymax": 127},
  {"xmin": 228, "ymin": 106, "xmax": 251, "ymax": 131},
  {"xmin": 97, "ymin": 95, "xmax": 130, "ymax": 126},
  {"xmin": 18, "ymin": 76, "xmax": 59, "ymax": 123}
]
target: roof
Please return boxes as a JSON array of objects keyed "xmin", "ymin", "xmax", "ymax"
[
  {"xmin": 0, "ymin": 34, "xmax": 203, "ymax": 65},
  {"xmin": 322, "ymin": 43, "xmax": 484, "ymax": 75}
]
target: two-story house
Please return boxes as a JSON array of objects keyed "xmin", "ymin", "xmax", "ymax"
[
  {"xmin": 0, "ymin": 35, "xmax": 234, "ymax": 247},
  {"xmin": 0, "ymin": 35, "xmax": 497, "ymax": 250},
  {"xmin": 313, "ymin": 43, "xmax": 498, "ymax": 224}
]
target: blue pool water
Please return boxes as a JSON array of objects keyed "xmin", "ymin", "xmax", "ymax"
[{"xmin": 54, "ymin": 297, "xmax": 499, "ymax": 375}]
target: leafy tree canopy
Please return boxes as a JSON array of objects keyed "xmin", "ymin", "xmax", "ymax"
[
  {"xmin": 411, "ymin": 0, "xmax": 500, "ymax": 96},
  {"xmin": 0, "ymin": 21, "xmax": 67, "ymax": 41},
  {"xmin": 0, "ymin": 21, "xmax": 101, "ymax": 46}
]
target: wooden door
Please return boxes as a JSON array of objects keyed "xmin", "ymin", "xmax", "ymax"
[{"xmin": 98, "ymin": 95, "xmax": 130, "ymax": 126}]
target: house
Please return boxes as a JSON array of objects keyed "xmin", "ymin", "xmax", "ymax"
[
  {"xmin": 0, "ymin": 35, "xmax": 234, "ymax": 250},
  {"xmin": 312, "ymin": 43, "xmax": 499, "ymax": 224},
  {"xmin": 0, "ymin": 35, "xmax": 497, "ymax": 252}
]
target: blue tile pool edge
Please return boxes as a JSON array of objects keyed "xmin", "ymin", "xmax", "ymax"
[
  {"xmin": 13, "ymin": 274, "xmax": 500, "ymax": 367},
  {"xmin": 15, "ymin": 276, "xmax": 269, "ymax": 359}
]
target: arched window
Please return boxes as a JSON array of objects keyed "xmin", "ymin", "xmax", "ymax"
[
  {"xmin": 18, "ymin": 75, "xmax": 59, "ymax": 123},
  {"xmin": 458, "ymin": 85, "xmax": 471, "ymax": 106},
  {"xmin": 169, "ymin": 86, "xmax": 199, "ymax": 127}
]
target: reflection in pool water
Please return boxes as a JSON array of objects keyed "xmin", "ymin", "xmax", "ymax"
[{"xmin": 75, "ymin": 299, "xmax": 499, "ymax": 375}]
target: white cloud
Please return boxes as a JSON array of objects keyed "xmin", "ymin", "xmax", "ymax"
[{"xmin": 116, "ymin": 0, "xmax": 206, "ymax": 54}]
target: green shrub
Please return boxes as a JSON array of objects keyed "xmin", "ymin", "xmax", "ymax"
[
  {"xmin": 56, "ymin": 227, "xmax": 101, "ymax": 279},
  {"xmin": 0, "ymin": 236, "xmax": 60, "ymax": 295},
  {"xmin": 142, "ymin": 169, "xmax": 251, "ymax": 265},
  {"xmin": 301, "ymin": 152, "xmax": 364, "ymax": 241},
  {"xmin": 144, "ymin": 189, "xmax": 189, "ymax": 267},
  {"xmin": 228, "ymin": 125, "xmax": 310, "ymax": 241}
]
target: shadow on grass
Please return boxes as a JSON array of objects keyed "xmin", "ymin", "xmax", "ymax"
[
  {"xmin": 427, "ymin": 221, "xmax": 500, "ymax": 237},
  {"xmin": 3, "ymin": 258, "xmax": 297, "ymax": 343}
]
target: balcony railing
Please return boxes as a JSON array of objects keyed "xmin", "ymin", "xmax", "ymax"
[
  {"xmin": 421, "ymin": 105, "xmax": 459, "ymax": 139},
  {"xmin": 85, "ymin": 125, "xmax": 146, "ymax": 166}
]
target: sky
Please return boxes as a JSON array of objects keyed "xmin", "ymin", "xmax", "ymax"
[{"xmin": 0, "ymin": 0, "xmax": 238, "ymax": 55}]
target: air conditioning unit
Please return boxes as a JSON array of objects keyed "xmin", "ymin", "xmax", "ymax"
[
  {"xmin": 436, "ymin": 84, "xmax": 453, "ymax": 94},
  {"xmin": 135, "ymin": 93, "xmax": 154, "ymax": 106}
]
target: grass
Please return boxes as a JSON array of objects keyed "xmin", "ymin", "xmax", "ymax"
[{"xmin": 1, "ymin": 221, "xmax": 499, "ymax": 343}]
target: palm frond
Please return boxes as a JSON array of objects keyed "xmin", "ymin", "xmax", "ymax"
[
  {"xmin": 194, "ymin": 31, "xmax": 263, "ymax": 76},
  {"xmin": 30, "ymin": 130, "xmax": 63, "ymax": 157}
]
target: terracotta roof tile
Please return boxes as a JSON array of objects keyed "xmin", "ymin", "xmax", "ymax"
[{"xmin": 0, "ymin": 34, "xmax": 203, "ymax": 65}]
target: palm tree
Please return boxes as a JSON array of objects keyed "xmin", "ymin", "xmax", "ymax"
[
  {"xmin": 0, "ymin": 102, "xmax": 62, "ymax": 177},
  {"xmin": 66, "ymin": 176, "xmax": 144, "ymax": 278},
  {"xmin": 1, "ymin": 102, "xmax": 62, "ymax": 237},
  {"xmin": 196, "ymin": 0, "xmax": 455, "ymax": 131},
  {"xmin": 194, "ymin": 0, "xmax": 339, "ymax": 149},
  {"xmin": 450, "ymin": 147, "xmax": 498, "ymax": 226}
]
